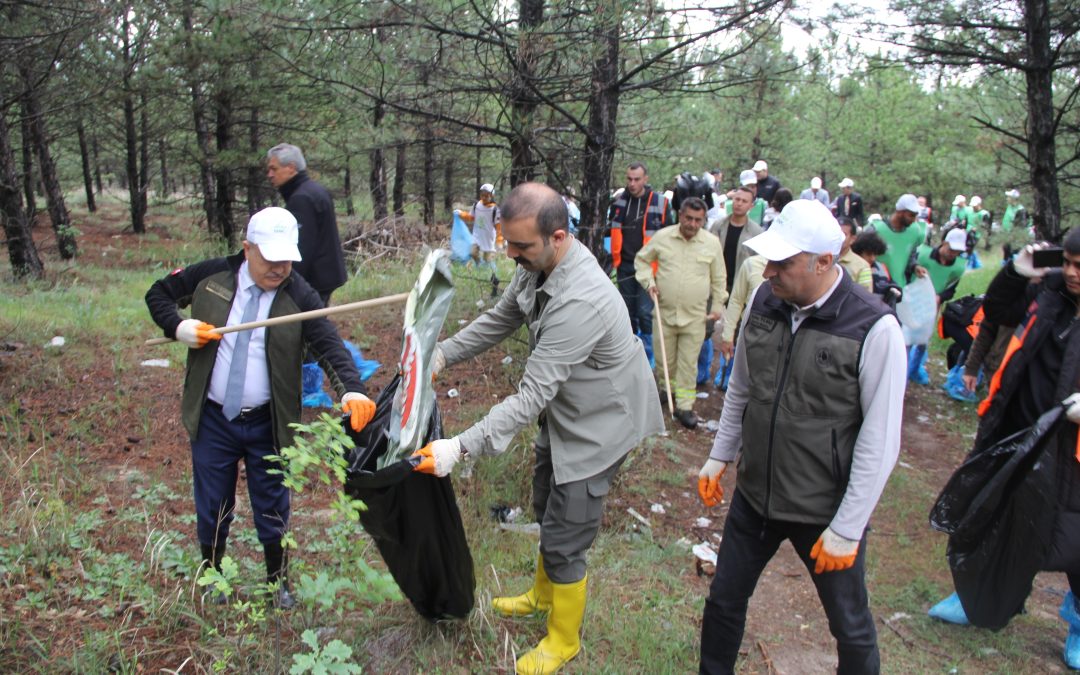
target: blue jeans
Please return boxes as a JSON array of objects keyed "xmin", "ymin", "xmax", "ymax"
[
  {"xmin": 700, "ymin": 490, "xmax": 879, "ymax": 674},
  {"xmin": 617, "ymin": 266, "xmax": 653, "ymax": 335},
  {"xmin": 191, "ymin": 402, "xmax": 289, "ymax": 547}
]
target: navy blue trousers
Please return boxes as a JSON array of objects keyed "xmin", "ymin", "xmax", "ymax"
[
  {"xmin": 700, "ymin": 490, "xmax": 879, "ymax": 675},
  {"xmin": 191, "ymin": 402, "xmax": 289, "ymax": 547},
  {"xmin": 617, "ymin": 265, "xmax": 653, "ymax": 335}
]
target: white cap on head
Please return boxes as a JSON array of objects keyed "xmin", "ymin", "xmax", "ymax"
[
  {"xmin": 743, "ymin": 200, "xmax": 843, "ymax": 261},
  {"xmin": 810, "ymin": 176, "xmax": 822, "ymax": 190},
  {"xmin": 245, "ymin": 207, "xmax": 301, "ymax": 262},
  {"xmin": 739, "ymin": 169, "xmax": 758, "ymax": 186},
  {"xmin": 752, "ymin": 160, "xmax": 768, "ymax": 172},
  {"xmin": 1005, "ymin": 188, "xmax": 1020, "ymax": 198},
  {"xmin": 970, "ymin": 195, "xmax": 983, "ymax": 207},
  {"xmin": 838, "ymin": 177, "xmax": 854, "ymax": 188},
  {"xmin": 945, "ymin": 228, "xmax": 968, "ymax": 252},
  {"xmin": 896, "ymin": 193, "xmax": 920, "ymax": 214},
  {"xmin": 480, "ymin": 183, "xmax": 495, "ymax": 194},
  {"xmin": 952, "ymin": 194, "xmax": 967, "ymax": 206}
]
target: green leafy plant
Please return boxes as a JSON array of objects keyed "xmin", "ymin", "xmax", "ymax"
[{"xmin": 289, "ymin": 629, "xmax": 361, "ymax": 675}]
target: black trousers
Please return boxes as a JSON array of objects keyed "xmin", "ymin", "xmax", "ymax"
[
  {"xmin": 700, "ymin": 490, "xmax": 879, "ymax": 675},
  {"xmin": 616, "ymin": 265, "xmax": 653, "ymax": 335}
]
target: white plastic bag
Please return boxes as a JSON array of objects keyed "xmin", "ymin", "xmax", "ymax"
[{"xmin": 895, "ymin": 276, "xmax": 937, "ymax": 346}]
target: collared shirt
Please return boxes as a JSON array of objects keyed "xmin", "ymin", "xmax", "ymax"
[
  {"xmin": 208, "ymin": 262, "xmax": 278, "ymax": 408},
  {"xmin": 839, "ymin": 249, "xmax": 874, "ymax": 292},
  {"xmin": 634, "ymin": 226, "xmax": 727, "ymax": 328},
  {"xmin": 799, "ymin": 187, "xmax": 831, "ymax": 207},
  {"xmin": 440, "ymin": 238, "xmax": 665, "ymax": 484},
  {"xmin": 709, "ymin": 270, "xmax": 907, "ymax": 539}
]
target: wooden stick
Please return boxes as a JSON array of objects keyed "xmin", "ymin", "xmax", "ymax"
[
  {"xmin": 653, "ymin": 299, "xmax": 675, "ymax": 419},
  {"xmin": 144, "ymin": 291, "xmax": 411, "ymax": 346}
]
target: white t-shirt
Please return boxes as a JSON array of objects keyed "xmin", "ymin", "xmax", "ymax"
[{"xmin": 472, "ymin": 201, "xmax": 500, "ymax": 251}]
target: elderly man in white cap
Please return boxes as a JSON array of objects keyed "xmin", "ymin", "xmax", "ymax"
[
  {"xmin": 800, "ymin": 176, "xmax": 831, "ymax": 207},
  {"xmin": 835, "ymin": 177, "xmax": 864, "ymax": 227},
  {"xmin": 145, "ymin": 207, "xmax": 376, "ymax": 609},
  {"xmin": 696, "ymin": 199, "xmax": 906, "ymax": 675},
  {"xmin": 752, "ymin": 159, "xmax": 782, "ymax": 203}
]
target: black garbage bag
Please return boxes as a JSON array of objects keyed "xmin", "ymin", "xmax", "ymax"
[
  {"xmin": 342, "ymin": 374, "xmax": 475, "ymax": 621},
  {"xmin": 929, "ymin": 406, "xmax": 1063, "ymax": 630}
]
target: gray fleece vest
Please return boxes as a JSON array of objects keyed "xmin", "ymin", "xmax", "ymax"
[{"xmin": 736, "ymin": 272, "xmax": 892, "ymax": 524}]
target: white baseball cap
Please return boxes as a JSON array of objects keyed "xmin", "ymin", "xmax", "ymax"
[
  {"xmin": 480, "ymin": 183, "xmax": 495, "ymax": 194},
  {"xmin": 1005, "ymin": 188, "xmax": 1020, "ymax": 198},
  {"xmin": 810, "ymin": 176, "xmax": 822, "ymax": 190},
  {"xmin": 945, "ymin": 228, "xmax": 968, "ymax": 252},
  {"xmin": 739, "ymin": 169, "xmax": 758, "ymax": 186},
  {"xmin": 838, "ymin": 177, "xmax": 854, "ymax": 188},
  {"xmin": 952, "ymin": 194, "xmax": 967, "ymax": 205},
  {"xmin": 752, "ymin": 160, "xmax": 768, "ymax": 172},
  {"xmin": 970, "ymin": 195, "xmax": 983, "ymax": 207},
  {"xmin": 744, "ymin": 200, "xmax": 843, "ymax": 261},
  {"xmin": 246, "ymin": 207, "xmax": 301, "ymax": 262},
  {"xmin": 896, "ymin": 193, "xmax": 920, "ymax": 214}
]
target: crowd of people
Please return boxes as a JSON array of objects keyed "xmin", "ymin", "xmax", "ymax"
[{"xmin": 147, "ymin": 144, "xmax": 1077, "ymax": 674}]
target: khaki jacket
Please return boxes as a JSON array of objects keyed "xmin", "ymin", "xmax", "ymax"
[
  {"xmin": 634, "ymin": 226, "xmax": 727, "ymax": 328},
  {"xmin": 441, "ymin": 239, "xmax": 665, "ymax": 484}
]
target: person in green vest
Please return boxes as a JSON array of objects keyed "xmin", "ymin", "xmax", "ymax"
[
  {"xmin": 866, "ymin": 194, "xmax": 924, "ymax": 289},
  {"xmin": 725, "ymin": 169, "xmax": 767, "ymax": 225},
  {"xmin": 903, "ymin": 227, "xmax": 969, "ymax": 385},
  {"xmin": 949, "ymin": 194, "xmax": 970, "ymax": 226},
  {"xmin": 1002, "ymin": 189, "xmax": 1028, "ymax": 233},
  {"xmin": 966, "ymin": 196, "xmax": 991, "ymax": 266}
]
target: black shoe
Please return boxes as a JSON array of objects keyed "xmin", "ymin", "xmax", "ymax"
[
  {"xmin": 264, "ymin": 540, "xmax": 294, "ymax": 610},
  {"xmin": 674, "ymin": 409, "xmax": 699, "ymax": 429}
]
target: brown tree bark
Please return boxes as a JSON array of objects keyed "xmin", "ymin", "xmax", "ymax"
[
  {"xmin": 159, "ymin": 138, "xmax": 169, "ymax": 197},
  {"xmin": 393, "ymin": 142, "xmax": 406, "ymax": 217},
  {"xmin": 0, "ymin": 111, "xmax": 43, "ymax": 279},
  {"xmin": 20, "ymin": 64, "xmax": 76, "ymax": 258},
  {"xmin": 121, "ymin": 10, "xmax": 146, "ymax": 235},
  {"xmin": 508, "ymin": 0, "xmax": 544, "ymax": 186},
  {"xmin": 422, "ymin": 132, "xmax": 435, "ymax": 226},
  {"xmin": 19, "ymin": 106, "xmax": 34, "ymax": 221},
  {"xmin": 91, "ymin": 131, "xmax": 102, "ymax": 195},
  {"xmin": 344, "ymin": 154, "xmax": 355, "ymax": 217},
  {"xmin": 1024, "ymin": 0, "xmax": 1061, "ymax": 242},
  {"xmin": 578, "ymin": 12, "xmax": 620, "ymax": 265},
  {"xmin": 443, "ymin": 157, "xmax": 453, "ymax": 212},
  {"xmin": 246, "ymin": 105, "xmax": 263, "ymax": 214},
  {"xmin": 76, "ymin": 117, "xmax": 96, "ymax": 213},
  {"xmin": 369, "ymin": 101, "xmax": 388, "ymax": 222},
  {"xmin": 182, "ymin": 0, "xmax": 217, "ymax": 234},
  {"xmin": 214, "ymin": 91, "xmax": 236, "ymax": 247}
]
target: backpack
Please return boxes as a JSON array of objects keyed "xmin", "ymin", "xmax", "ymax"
[{"xmin": 673, "ymin": 172, "xmax": 713, "ymax": 216}]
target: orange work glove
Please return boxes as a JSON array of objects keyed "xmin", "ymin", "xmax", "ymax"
[
  {"xmin": 410, "ymin": 438, "xmax": 462, "ymax": 477},
  {"xmin": 341, "ymin": 392, "xmax": 376, "ymax": 432},
  {"xmin": 809, "ymin": 528, "xmax": 860, "ymax": 574},
  {"xmin": 697, "ymin": 459, "xmax": 727, "ymax": 507},
  {"xmin": 175, "ymin": 319, "xmax": 222, "ymax": 348},
  {"xmin": 457, "ymin": 210, "xmax": 475, "ymax": 224}
]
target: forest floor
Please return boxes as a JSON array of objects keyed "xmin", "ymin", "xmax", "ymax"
[{"xmin": 0, "ymin": 199, "xmax": 1072, "ymax": 673}]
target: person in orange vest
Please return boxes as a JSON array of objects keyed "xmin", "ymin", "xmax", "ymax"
[
  {"xmin": 607, "ymin": 161, "xmax": 672, "ymax": 364},
  {"xmin": 928, "ymin": 234, "xmax": 1080, "ymax": 669}
]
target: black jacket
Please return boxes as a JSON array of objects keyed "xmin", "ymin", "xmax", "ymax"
[
  {"xmin": 835, "ymin": 192, "xmax": 865, "ymax": 227},
  {"xmin": 279, "ymin": 171, "xmax": 347, "ymax": 296},
  {"xmin": 756, "ymin": 175, "xmax": 782, "ymax": 204}
]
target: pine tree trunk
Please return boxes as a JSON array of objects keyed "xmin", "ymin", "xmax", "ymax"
[
  {"xmin": 1025, "ymin": 0, "xmax": 1061, "ymax": 242},
  {"xmin": 393, "ymin": 142, "xmax": 406, "ymax": 217},
  {"xmin": 76, "ymin": 118, "xmax": 96, "ymax": 213},
  {"xmin": 139, "ymin": 92, "xmax": 150, "ymax": 226},
  {"xmin": 214, "ymin": 92, "xmax": 236, "ymax": 247},
  {"xmin": 422, "ymin": 133, "xmax": 435, "ymax": 226},
  {"xmin": 509, "ymin": 0, "xmax": 544, "ymax": 186},
  {"xmin": 246, "ymin": 105, "xmax": 262, "ymax": 214},
  {"xmin": 344, "ymin": 154, "xmax": 355, "ymax": 217},
  {"xmin": 579, "ymin": 13, "xmax": 620, "ymax": 264},
  {"xmin": 92, "ymin": 131, "xmax": 102, "ymax": 195},
  {"xmin": 183, "ymin": 0, "xmax": 217, "ymax": 235},
  {"xmin": 20, "ymin": 64, "xmax": 76, "ymax": 258},
  {"xmin": 19, "ymin": 106, "xmax": 35, "ymax": 221},
  {"xmin": 0, "ymin": 111, "xmax": 43, "ymax": 279},
  {"xmin": 122, "ymin": 12, "xmax": 146, "ymax": 235},
  {"xmin": 443, "ymin": 158, "xmax": 453, "ymax": 213},
  {"xmin": 159, "ymin": 138, "xmax": 169, "ymax": 198},
  {"xmin": 368, "ymin": 101, "xmax": 387, "ymax": 222}
]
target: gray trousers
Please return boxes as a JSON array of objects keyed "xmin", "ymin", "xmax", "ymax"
[{"xmin": 532, "ymin": 442, "xmax": 626, "ymax": 584}]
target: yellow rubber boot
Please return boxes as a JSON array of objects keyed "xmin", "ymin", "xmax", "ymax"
[
  {"xmin": 515, "ymin": 575, "xmax": 587, "ymax": 675},
  {"xmin": 493, "ymin": 556, "xmax": 553, "ymax": 617}
]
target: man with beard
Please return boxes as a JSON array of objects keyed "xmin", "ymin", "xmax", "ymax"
[{"xmin": 413, "ymin": 183, "xmax": 665, "ymax": 675}]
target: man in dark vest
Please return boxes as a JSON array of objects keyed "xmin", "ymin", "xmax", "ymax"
[
  {"xmin": 607, "ymin": 161, "xmax": 672, "ymax": 364},
  {"xmin": 145, "ymin": 207, "xmax": 376, "ymax": 609},
  {"xmin": 695, "ymin": 199, "xmax": 907, "ymax": 674},
  {"xmin": 267, "ymin": 143, "xmax": 347, "ymax": 306}
]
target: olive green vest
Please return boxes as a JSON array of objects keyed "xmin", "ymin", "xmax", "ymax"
[
  {"xmin": 182, "ymin": 271, "xmax": 305, "ymax": 448},
  {"xmin": 736, "ymin": 273, "xmax": 890, "ymax": 524}
]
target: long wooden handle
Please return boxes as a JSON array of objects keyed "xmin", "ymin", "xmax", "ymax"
[
  {"xmin": 144, "ymin": 291, "xmax": 411, "ymax": 346},
  {"xmin": 653, "ymin": 300, "xmax": 675, "ymax": 420}
]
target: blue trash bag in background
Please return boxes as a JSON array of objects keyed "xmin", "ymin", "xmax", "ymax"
[
  {"xmin": 450, "ymin": 212, "xmax": 474, "ymax": 264},
  {"xmin": 697, "ymin": 339, "xmax": 713, "ymax": 386},
  {"xmin": 303, "ymin": 340, "xmax": 381, "ymax": 408}
]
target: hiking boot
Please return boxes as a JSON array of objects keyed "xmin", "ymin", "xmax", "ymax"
[{"xmin": 674, "ymin": 409, "xmax": 699, "ymax": 430}]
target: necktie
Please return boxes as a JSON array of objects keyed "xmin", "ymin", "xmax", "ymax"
[{"xmin": 222, "ymin": 286, "xmax": 264, "ymax": 420}]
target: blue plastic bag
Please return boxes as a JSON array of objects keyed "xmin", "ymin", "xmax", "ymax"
[
  {"xmin": 450, "ymin": 212, "xmax": 474, "ymax": 264},
  {"xmin": 303, "ymin": 340, "xmax": 381, "ymax": 408}
]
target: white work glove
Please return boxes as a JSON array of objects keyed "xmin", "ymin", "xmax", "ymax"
[
  {"xmin": 697, "ymin": 459, "xmax": 727, "ymax": 507},
  {"xmin": 1065, "ymin": 393, "xmax": 1080, "ymax": 425},
  {"xmin": 810, "ymin": 527, "xmax": 860, "ymax": 575},
  {"xmin": 1013, "ymin": 242, "xmax": 1052, "ymax": 279},
  {"xmin": 175, "ymin": 319, "xmax": 222, "ymax": 348},
  {"xmin": 411, "ymin": 437, "xmax": 462, "ymax": 477},
  {"xmin": 432, "ymin": 345, "xmax": 446, "ymax": 379}
]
